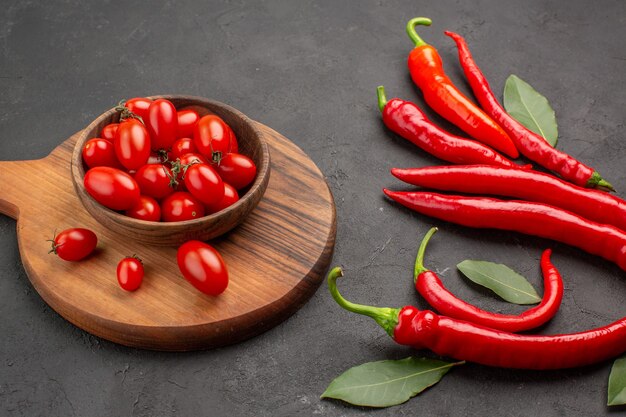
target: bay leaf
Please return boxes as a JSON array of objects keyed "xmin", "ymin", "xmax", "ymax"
[{"xmin": 608, "ymin": 356, "xmax": 626, "ymax": 406}]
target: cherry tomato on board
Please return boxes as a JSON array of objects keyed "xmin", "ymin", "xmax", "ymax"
[
  {"xmin": 100, "ymin": 123, "xmax": 119, "ymax": 141},
  {"xmin": 204, "ymin": 182, "xmax": 239, "ymax": 214},
  {"xmin": 82, "ymin": 138, "xmax": 123, "ymax": 169},
  {"xmin": 125, "ymin": 97, "xmax": 152, "ymax": 121},
  {"xmin": 84, "ymin": 167, "xmax": 140, "ymax": 210},
  {"xmin": 171, "ymin": 138, "xmax": 197, "ymax": 160},
  {"xmin": 134, "ymin": 164, "xmax": 174, "ymax": 199},
  {"xmin": 215, "ymin": 153, "xmax": 257, "ymax": 190},
  {"xmin": 147, "ymin": 99, "xmax": 178, "ymax": 151},
  {"xmin": 125, "ymin": 195, "xmax": 161, "ymax": 221},
  {"xmin": 117, "ymin": 256, "xmax": 144, "ymax": 291},
  {"xmin": 184, "ymin": 163, "xmax": 225, "ymax": 206},
  {"xmin": 48, "ymin": 228, "xmax": 97, "ymax": 261},
  {"xmin": 177, "ymin": 240, "xmax": 228, "ymax": 296},
  {"xmin": 160, "ymin": 192, "xmax": 205, "ymax": 222},
  {"xmin": 114, "ymin": 119, "xmax": 151, "ymax": 170},
  {"xmin": 177, "ymin": 109, "xmax": 200, "ymax": 138},
  {"xmin": 194, "ymin": 115, "xmax": 235, "ymax": 159}
]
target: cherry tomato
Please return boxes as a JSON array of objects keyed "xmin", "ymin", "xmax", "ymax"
[
  {"xmin": 178, "ymin": 152, "xmax": 210, "ymax": 166},
  {"xmin": 134, "ymin": 164, "xmax": 174, "ymax": 199},
  {"xmin": 125, "ymin": 195, "xmax": 161, "ymax": 221},
  {"xmin": 49, "ymin": 228, "xmax": 97, "ymax": 261},
  {"xmin": 216, "ymin": 153, "xmax": 257, "ymax": 190},
  {"xmin": 177, "ymin": 109, "xmax": 200, "ymax": 138},
  {"xmin": 171, "ymin": 138, "xmax": 197, "ymax": 160},
  {"xmin": 114, "ymin": 119, "xmax": 151, "ymax": 170},
  {"xmin": 84, "ymin": 167, "xmax": 140, "ymax": 210},
  {"xmin": 205, "ymin": 182, "xmax": 239, "ymax": 214},
  {"xmin": 82, "ymin": 138, "xmax": 123, "ymax": 169},
  {"xmin": 184, "ymin": 163, "xmax": 225, "ymax": 206},
  {"xmin": 177, "ymin": 240, "xmax": 228, "ymax": 295},
  {"xmin": 194, "ymin": 115, "xmax": 235, "ymax": 159},
  {"xmin": 226, "ymin": 125, "xmax": 239, "ymax": 153},
  {"xmin": 101, "ymin": 123, "xmax": 119, "ymax": 141},
  {"xmin": 125, "ymin": 97, "xmax": 152, "ymax": 121},
  {"xmin": 117, "ymin": 256, "xmax": 144, "ymax": 291},
  {"xmin": 161, "ymin": 192, "xmax": 205, "ymax": 222},
  {"xmin": 147, "ymin": 99, "xmax": 178, "ymax": 150}
]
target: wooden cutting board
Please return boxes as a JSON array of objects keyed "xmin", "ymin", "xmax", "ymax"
[{"xmin": 0, "ymin": 122, "xmax": 336, "ymax": 351}]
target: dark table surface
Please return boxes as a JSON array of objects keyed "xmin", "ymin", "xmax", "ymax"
[{"xmin": 1, "ymin": 1, "xmax": 626, "ymax": 415}]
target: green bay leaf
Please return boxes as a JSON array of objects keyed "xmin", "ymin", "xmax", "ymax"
[
  {"xmin": 321, "ymin": 357, "xmax": 463, "ymax": 408},
  {"xmin": 608, "ymin": 356, "xmax": 626, "ymax": 405},
  {"xmin": 503, "ymin": 74, "xmax": 558, "ymax": 147},
  {"xmin": 457, "ymin": 259, "xmax": 541, "ymax": 305}
]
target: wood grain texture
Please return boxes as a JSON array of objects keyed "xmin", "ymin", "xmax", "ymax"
[
  {"xmin": 0, "ymin": 123, "xmax": 336, "ymax": 351},
  {"xmin": 71, "ymin": 96, "xmax": 272, "ymax": 245}
]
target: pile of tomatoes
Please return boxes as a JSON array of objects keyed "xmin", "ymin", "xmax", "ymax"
[{"xmin": 82, "ymin": 97, "xmax": 257, "ymax": 222}]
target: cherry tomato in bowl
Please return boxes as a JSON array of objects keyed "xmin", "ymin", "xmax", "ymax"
[
  {"xmin": 48, "ymin": 228, "xmax": 97, "ymax": 261},
  {"xmin": 114, "ymin": 119, "xmax": 151, "ymax": 170},
  {"xmin": 194, "ymin": 115, "xmax": 235, "ymax": 158},
  {"xmin": 124, "ymin": 97, "xmax": 152, "ymax": 121},
  {"xmin": 177, "ymin": 240, "xmax": 228, "ymax": 295},
  {"xmin": 161, "ymin": 192, "xmax": 205, "ymax": 222},
  {"xmin": 125, "ymin": 195, "xmax": 161, "ymax": 222},
  {"xmin": 84, "ymin": 167, "xmax": 141, "ymax": 211},
  {"xmin": 171, "ymin": 138, "xmax": 197, "ymax": 160},
  {"xmin": 147, "ymin": 99, "xmax": 178, "ymax": 150},
  {"xmin": 216, "ymin": 153, "xmax": 257, "ymax": 190},
  {"xmin": 205, "ymin": 182, "xmax": 239, "ymax": 214},
  {"xmin": 177, "ymin": 109, "xmax": 200, "ymax": 138},
  {"xmin": 134, "ymin": 164, "xmax": 174, "ymax": 199},
  {"xmin": 117, "ymin": 256, "xmax": 144, "ymax": 291},
  {"xmin": 82, "ymin": 138, "xmax": 123, "ymax": 169},
  {"xmin": 100, "ymin": 123, "xmax": 119, "ymax": 141},
  {"xmin": 184, "ymin": 163, "xmax": 224, "ymax": 206}
]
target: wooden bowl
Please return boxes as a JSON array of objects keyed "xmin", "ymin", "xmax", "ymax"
[{"xmin": 70, "ymin": 95, "xmax": 270, "ymax": 246}]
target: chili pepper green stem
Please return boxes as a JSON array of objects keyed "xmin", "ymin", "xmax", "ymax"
[
  {"xmin": 327, "ymin": 267, "xmax": 400, "ymax": 337},
  {"xmin": 406, "ymin": 17, "xmax": 432, "ymax": 47},
  {"xmin": 587, "ymin": 171, "xmax": 615, "ymax": 192},
  {"xmin": 377, "ymin": 86, "xmax": 388, "ymax": 113},
  {"xmin": 414, "ymin": 227, "xmax": 438, "ymax": 280}
]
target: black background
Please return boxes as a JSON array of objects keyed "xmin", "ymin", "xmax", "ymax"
[{"xmin": 1, "ymin": 1, "xmax": 625, "ymax": 415}]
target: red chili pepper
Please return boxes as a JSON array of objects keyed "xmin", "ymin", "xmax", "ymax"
[
  {"xmin": 444, "ymin": 30, "xmax": 613, "ymax": 191},
  {"xmin": 391, "ymin": 165, "xmax": 626, "ymax": 232},
  {"xmin": 405, "ymin": 18, "xmax": 518, "ymax": 158},
  {"xmin": 383, "ymin": 190, "xmax": 626, "ymax": 271},
  {"xmin": 378, "ymin": 87, "xmax": 524, "ymax": 169},
  {"xmin": 413, "ymin": 227, "xmax": 563, "ymax": 333},
  {"xmin": 328, "ymin": 267, "xmax": 626, "ymax": 369}
]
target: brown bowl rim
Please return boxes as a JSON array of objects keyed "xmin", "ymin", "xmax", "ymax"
[{"xmin": 70, "ymin": 94, "xmax": 270, "ymax": 229}]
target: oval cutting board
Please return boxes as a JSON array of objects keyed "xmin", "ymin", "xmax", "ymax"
[{"xmin": 0, "ymin": 122, "xmax": 336, "ymax": 351}]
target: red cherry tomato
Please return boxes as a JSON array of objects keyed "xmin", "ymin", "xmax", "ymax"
[
  {"xmin": 49, "ymin": 228, "xmax": 97, "ymax": 261},
  {"xmin": 184, "ymin": 163, "xmax": 225, "ymax": 206},
  {"xmin": 161, "ymin": 192, "xmax": 205, "ymax": 222},
  {"xmin": 226, "ymin": 125, "xmax": 239, "ymax": 153},
  {"xmin": 114, "ymin": 120, "xmax": 151, "ymax": 170},
  {"xmin": 101, "ymin": 123, "xmax": 119, "ymax": 141},
  {"xmin": 134, "ymin": 164, "xmax": 174, "ymax": 199},
  {"xmin": 125, "ymin": 97, "xmax": 152, "ymax": 121},
  {"xmin": 147, "ymin": 99, "xmax": 178, "ymax": 150},
  {"xmin": 177, "ymin": 240, "xmax": 228, "ymax": 295},
  {"xmin": 216, "ymin": 153, "xmax": 257, "ymax": 190},
  {"xmin": 171, "ymin": 138, "xmax": 197, "ymax": 160},
  {"xmin": 178, "ymin": 152, "xmax": 210, "ymax": 166},
  {"xmin": 82, "ymin": 138, "xmax": 123, "ymax": 169},
  {"xmin": 205, "ymin": 182, "xmax": 239, "ymax": 214},
  {"xmin": 194, "ymin": 115, "xmax": 235, "ymax": 159},
  {"xmin": 177, "ymin": 109, "xmax": 200, "ymax": 138},
  {"xmin": 125, "ymin": 195, "xmax": 161, "ymax": 221},
  {"xmin": 84, "ymin": 167, "xmax": 140, "ymax": 210},
  {"xmin": 117, "ymin": 256, "xmax": 144, "ymax": 291}
]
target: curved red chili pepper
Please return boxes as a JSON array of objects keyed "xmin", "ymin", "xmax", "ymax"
[
  {"xmin": 414, "ymin": 227, "xmax": 563, "ymax": 333},
  {"xmin": 405, "ymin": 18, "xmax": 518, "ymax": 158},
  {"xmin": 328, "ymin": 267, "xmax": 626, "ymax": 369},
  {"xmin": 378, "ymin": 87, "xmax": 524, "ymax": 169},
  {"xmin": 444, "ymin": 30, "xmax": 613, "ymax": 191},
  {"xmin": 391, "ymin": 165, "xmax": 626, "ymax": 232},
  {"xmin": 383, "ymin": 190, "xmax": 626, "ymax": 271}
]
